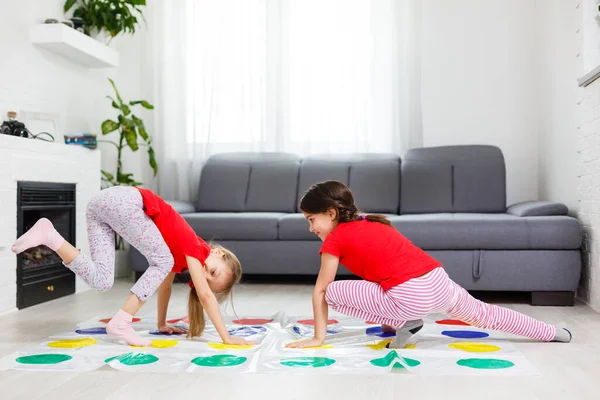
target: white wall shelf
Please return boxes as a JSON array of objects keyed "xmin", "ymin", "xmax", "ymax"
[{"xmin": 30, "ymin": 24, "xmax": 118, "ymax": 68}]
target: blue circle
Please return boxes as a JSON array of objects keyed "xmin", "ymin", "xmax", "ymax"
[
  {"xmin": 75, "ymin": 327, "xmax": 107, "ymax": 335},
  {"xmin": 293, "ymin": 326, "xmax": 339, "ymax": 336},
  {"xmin": 366, "ymin": 326, "xmax": 395, "ymax": 338},
  {"xmin": 441, "ymin": 330, "xmax": 489, "ymax": 339},
  {"xmin": 149, "ymin": 330, "xmax": 184, "ymax": 336},
  {"xmin": 229, "ymin": 326, "xmax": 267, "ymax": 337}
]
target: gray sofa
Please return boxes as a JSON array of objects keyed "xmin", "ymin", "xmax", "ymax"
[{"xmin": 131, "ymin": 145, "xmax": 582, "ymax": 305}]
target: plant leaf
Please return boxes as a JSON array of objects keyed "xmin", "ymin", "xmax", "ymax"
[
  {"xmin": 101, "ymin": 119, "xmax": 119, "ymax": 135},
  {"xmin": 108, "ymin": 78, "xmax": 124, "ymax": 107},
  {"xmin": 117, "ymin": 172, "xmax": 142, "ymax": 186},
  {"xmin": 147, "ymin": 146, "xmax": 158, "ymax": 176},
  {"xmin": 130, "ymin": 100, "xmax": 154, "ymax": 110},
  {"xmin": 64, "ymin": 0, "xmax": 78, "ymax": 13},
  {"xmin": 101, "ymin": 170, "xmax": 115, "ymax": 182},
  {"xmin": 125, "ymin": 130, "xmax": 139, "ymax": 151},
  {"xmin": 121, "ymin": 104, "xmax": 131, "ymax": 116},
  {"xmin": 127, "ymin": 0, "xmax": 147, "ymax": 5},
  {"xmin": 131, "ymin": 115, "xmax": 148, "ymax": 141}
]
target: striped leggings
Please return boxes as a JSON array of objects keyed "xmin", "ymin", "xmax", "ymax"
[{"xmin": 325, "ymin": 267, "xmax": 555, "ymax": 341}]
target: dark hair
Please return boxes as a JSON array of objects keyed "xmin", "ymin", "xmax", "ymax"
[{"xmin": 299, "ymin": 180, "xmax": 391, "ymax": 226}]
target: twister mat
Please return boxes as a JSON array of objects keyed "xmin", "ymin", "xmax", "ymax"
[{"xmin": 0, "ymin": 312, "xmax": 539, "ymax": 375}]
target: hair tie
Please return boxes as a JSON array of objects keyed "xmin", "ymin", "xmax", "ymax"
[{"xmin": 360, "ymin": 215, "xmax": 366, "ymax": 220}]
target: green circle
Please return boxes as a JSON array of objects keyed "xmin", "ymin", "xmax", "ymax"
[
  {"xmin": 280, "ymin": 357, "xmax": 336, "ymax": 368},
  {"xmin": 16, "ymin": 354, "xmax": 72, "ymax": 365},
  {"xmin": 105, "ymin": 353, "xmax": 159, "ymax": 366},
  {"xmin": 192, "ymin": 354, "xmax": 247, "ymax": 367},
  {"xmin": 370, "ymin": 351, "xmax": 420, "ymax": 369},
  {"xmin": 457, "ymin": 358, "xmax": 515, "ymax": 370}
]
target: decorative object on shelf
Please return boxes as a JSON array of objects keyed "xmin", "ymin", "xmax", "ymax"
[
  {"xmin": 64, "ymin": 133, "xmax": 97, "ymax": 149},
  {"xmin": 63, "ymin": 0, "xmax": 147, "ymax": 44},
  {"xmin": 1, "ymin": 112, "xmax": 30, "ymax": 138},
  {"xmin": 44, "ymin": 18, "xmax": 59, "ymax": 24},
  {"xmin": 70, "ymin": 17, "xmax": 85, "ymax": 33}
]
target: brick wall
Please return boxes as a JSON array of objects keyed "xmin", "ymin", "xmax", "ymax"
[{"xmin": 0, "ymin": 135, "xmax": 101, "ymax": 314}]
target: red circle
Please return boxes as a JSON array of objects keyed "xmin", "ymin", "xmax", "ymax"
[
  {"xmin": 435, "ymin": 319, "xmax": 470, "ymax": 326},
  {"xmin": 167, "ymin": 318, "xmax": 183, "ymax": 324},
  {"xmin": 297, "ymin": 319, "xmax": 339, "ymax": 325},
  {"xmin": 99, "ymin": 317, "xmax": 141, "ymax": 324},
  {"xmin": 233, "ymin": 318, "xmax": 273, "ymax": 325},
  {"xmin": 365, "ymin": 321, "xmax": 379, "ymax": 324}
]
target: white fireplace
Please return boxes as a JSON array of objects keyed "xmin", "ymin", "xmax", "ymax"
[{"xmin": 0, "ymin": 135, "xmax": 101, "ymax": 314}]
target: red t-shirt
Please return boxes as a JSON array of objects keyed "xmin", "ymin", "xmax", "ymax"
[
  {"xmin": 136, "ymin": 187, "xmax": 210, "ymax": 273},
  {"xmin": 320, "ymin": 220, "xmax": 441, "ymax": 290}
]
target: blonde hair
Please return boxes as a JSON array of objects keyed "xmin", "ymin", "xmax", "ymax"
[{"xmin": 187, "ymin": 243, "xmax": 242, "ymax": 338}]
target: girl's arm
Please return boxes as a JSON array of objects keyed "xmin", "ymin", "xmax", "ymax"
[
  {"xmin": 287, "ymin": 252, "xmax": 339, "ymax": 348},
  {"xmin": 186, "ymin": 255, "xmax": 253, "ymax": 345},
  {"xmin": 156, "ymin": 272, "xmax": 186, "ymax": 334}
]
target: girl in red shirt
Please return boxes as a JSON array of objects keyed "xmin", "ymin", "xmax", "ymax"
[
  {"xmin": 12, "ymin": 186, "xmax": 252, "ymax": 347},
  {"xmin": 287, "ymin": 181, "xmax": 571, "ymax": 349}
]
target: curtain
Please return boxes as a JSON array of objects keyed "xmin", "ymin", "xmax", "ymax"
[{"xmin": 145, "ymin": 0, "xmax": 423, "ymax": 201}]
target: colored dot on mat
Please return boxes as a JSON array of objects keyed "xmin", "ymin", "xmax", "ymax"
[
  {"xmin": 366, "ymin": 326, "xmax": 395, "ymax": 338},
  {"xmin": 229, "ymin": 326, "xmax": 267, "ymax": 337},
  {"xmin": 75, "ymin": 327, "xmax": 107, "ymax": 335},
  {"xmin": 47, "ymin": 338, "xmax": 98, "ymax": 348},
  {"xmin": 105, "ymin": 353, "xmax": 159, "ymax": 366},
  {"xmin": 297, "ymin": 319, "xmax": 339, "ymax": 325},
  {"xmin": 435, "ymin": 319, "xmax": 470, "ymax": 326},
  {"xmin": 16, "ymin": 354, "xmax": 72, "ymax": 365},
  {"xmin": 457, "ymin": 358, "xmax": 515, "ymax": 369},
  {"xmin": 280, "ymin": 357, "xmax": 336, "ymax": 368},
  {"xmin": 365, "ymin": 321, "xmax": 379, "ymax": 324},
  {"xmin": 448, "ymin": 342, "xmax": 500, "ymax": 353},
  {"xmin": 232, "ymin": 318, "xmax": 273, "ymax": 325},
  {"xmin": 366, "ymin": 340, "xmax": 393, "ymax": 350},
  {"xmin": 192, "ymin": 354, "xmax": 248, "ymax": 367},
  {"xmin": 369, "ymin": 350, "xmax": 420, "ymax": 369},
  {"xmin": 441, "ymin": 330, "xmax": 489, "ymax": 339},
  {"xmin": 130, "ymin": 339, "xmax": 178, "ymax": 349},
  {"xmin": 208, "ymin": 342, "xmax": 254, "ymax": 350},
  {"xmin": 167, "ymin": 318, "xmax": 184, "ymax": 324},
  {"xmin": 99, "ymin": 317, "xmax": 141, "ymax": 324},
  {"xmin": 149, "ymin": 330, "xmax": 184, "ymax": 336}
]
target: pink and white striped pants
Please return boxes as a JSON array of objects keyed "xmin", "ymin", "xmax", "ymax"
[{"xmin": 326, "ymin": 267, "xmax": 555, "ymax": 341}]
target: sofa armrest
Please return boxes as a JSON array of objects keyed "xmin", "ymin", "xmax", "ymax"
[
  {"xmin": 506, "ymin": 201, "xmax": 568, "ymax": 217},
  {"xmin": 166, "ymin": 200, "xmax": 196, "ymax": 214}
]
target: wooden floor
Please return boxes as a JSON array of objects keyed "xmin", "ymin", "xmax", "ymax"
[{"xmin": 1, "ymin": 279, "xmax": 599, "ymax": 400}]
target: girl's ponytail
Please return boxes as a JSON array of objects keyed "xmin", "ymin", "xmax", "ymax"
[{"xmin": 187, "ymin": 287, "xmax": 206, "ymax": 338}]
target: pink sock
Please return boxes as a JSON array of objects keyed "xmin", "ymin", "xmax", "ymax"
[
  {"xmin": 106, "ymin": 309, "xmax": 151, "ymax": 347},
  {"xmin": 11, "ymin": 218, "xmax": 64, "ymax": 253}
]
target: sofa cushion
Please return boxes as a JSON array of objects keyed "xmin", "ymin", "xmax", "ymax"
[
  {"xmin": 196, "ymin": 153, "xmax": 301, "ymax": 212},
  {"xmin": 296, "ymin": 154, "xmax": 400, "ymax": 213},
  {"xmin": 401, "ymin": 145, "xmax": 506, "ymax": 214},
  {"xmin": 184, "ymin": 212, "xmax": 285, "ymax": 240},
  {"xmin": 389, "ymin": 214, "xmax": 582, "ymax": 250}
]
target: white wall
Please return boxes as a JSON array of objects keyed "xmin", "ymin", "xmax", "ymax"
[
  {"xmin": 0, "ymin": 0, "xmax": 147, "ymax": 190},
  {"xmin": 536, "ymin": 0, "xmax": 580, "ymax": 214},
  {"xmin": 421, "ymin": 0, "xmax": 539, "ymax": 206}
]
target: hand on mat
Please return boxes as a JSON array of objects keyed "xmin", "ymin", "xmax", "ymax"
[
  {"xmin": 285, "ymin": 337, "xmax": 324, "ymax": 348},
  {"xmin": 224, "ymin": 336, "xmax": 258, "ymax": 346},
  {"xmin": 158, "ymin": 325, "xmax": 187, "ymax": 335}
]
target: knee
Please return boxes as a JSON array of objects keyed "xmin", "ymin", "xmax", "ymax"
[{"xmin": 96, "ymin": 277, "xmax": 114, "ymax": 292}]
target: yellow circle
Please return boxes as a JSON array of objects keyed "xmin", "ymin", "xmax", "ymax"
[
  {"xmin": 48, "ymin": 338, "xmax": 98, "ymax": 348},
  {"xmin": 366, "ymin": 340, "xmax": 416, "ymax": 350},
  {"xmin": 130, "ymin": 339, "xmax": 179, "ymax": 349},
  {"xmin": 208, "ymin": 342, "xmax": 254, "ymax": 350},
  {"xmin": 448, "ymin": 342, "xmax": 500, "ymax": 353},
  {"xmin": 286, "ymin": 340, "xmax": 333, "ymax": 349}
]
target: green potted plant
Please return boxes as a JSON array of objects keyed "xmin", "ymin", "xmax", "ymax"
[
  {"xmin": 99, "ymin": 78, "xmax": 157, "ymax": 276},
  {"xmin": 64, "ymin": 0, "xmax": 147, "ymax": 43}
]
